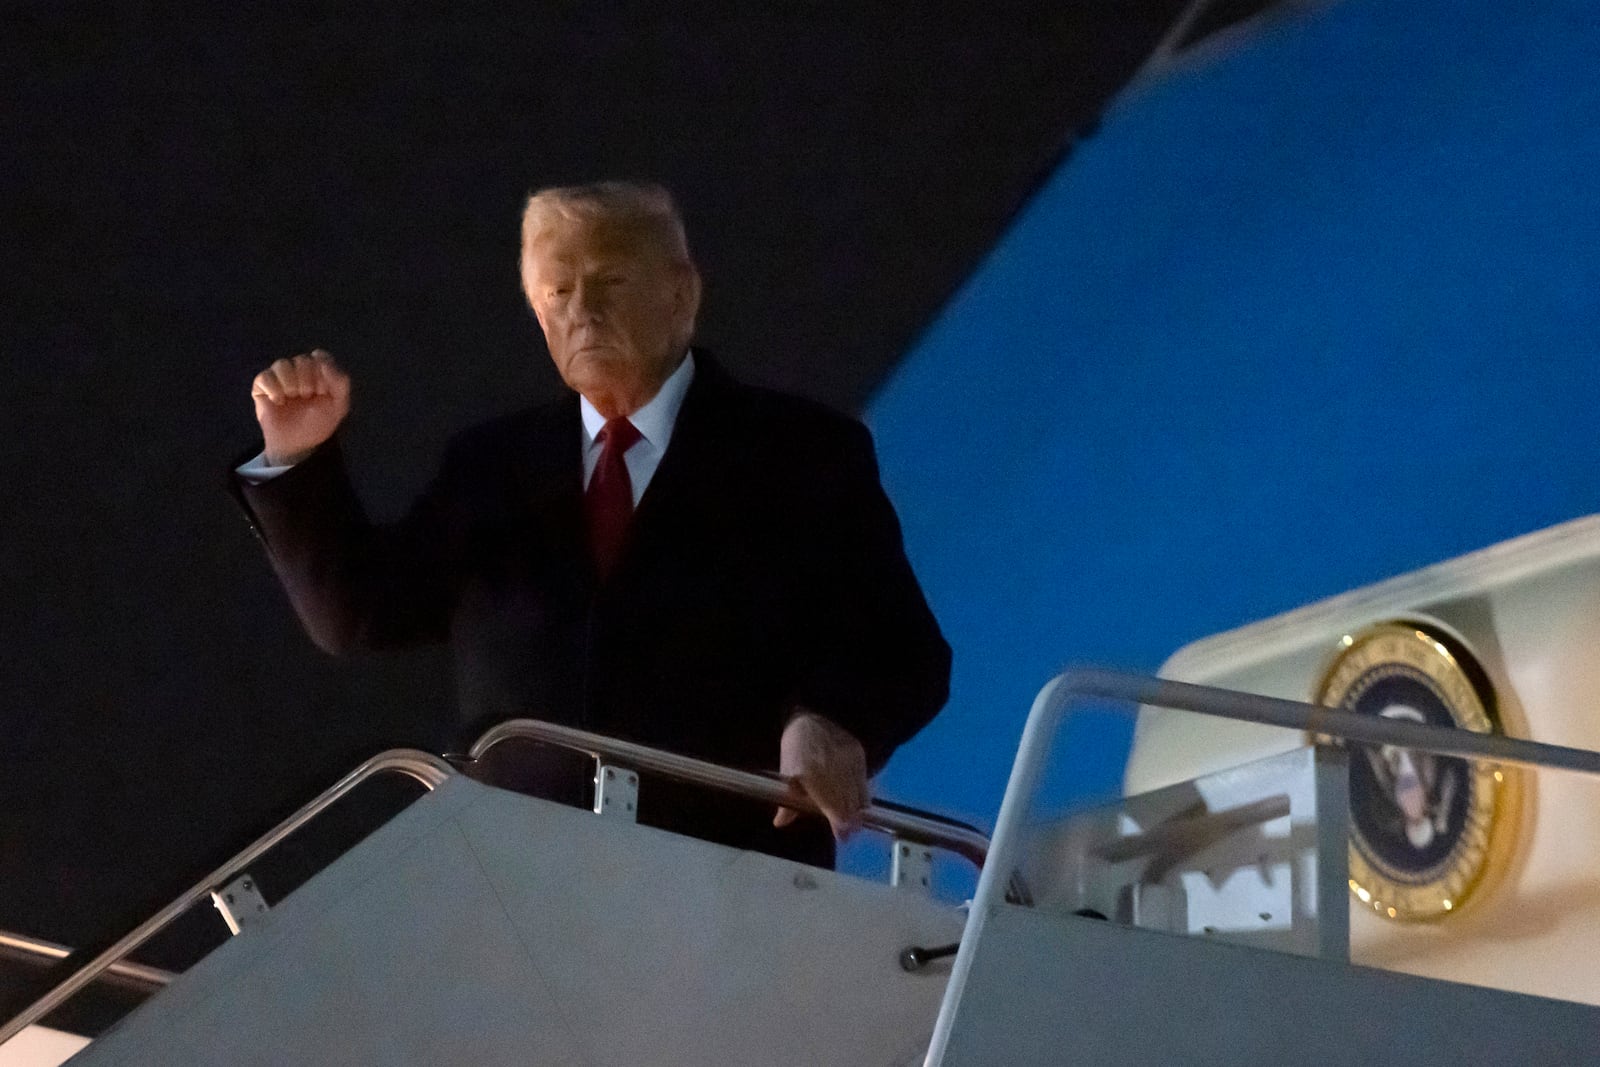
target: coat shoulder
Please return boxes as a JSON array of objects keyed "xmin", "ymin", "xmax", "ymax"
[{"xmin": 718, "ymin": 380, "xmax": 870, "ymax": 452}]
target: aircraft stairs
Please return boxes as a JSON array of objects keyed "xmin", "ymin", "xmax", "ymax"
[{"xmin": 3, "ymin": 670, "xmax": 1597, "ymax": 1066}]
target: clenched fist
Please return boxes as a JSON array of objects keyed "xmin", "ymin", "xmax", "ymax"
[{"xmin": 251, "ymin": 349, "xmax": 351, "ymax": 466}]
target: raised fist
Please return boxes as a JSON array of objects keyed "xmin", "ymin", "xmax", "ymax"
[{"xmin": 250, "ymin": 349, "xmax": 352, "ymax": 466}]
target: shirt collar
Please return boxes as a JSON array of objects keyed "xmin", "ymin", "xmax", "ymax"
[{"xmin": 579, "ymin": 349, "xmax": 696, "ymax": 451}]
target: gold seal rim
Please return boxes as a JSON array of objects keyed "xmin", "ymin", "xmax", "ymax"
[{"xmin": 1314, "ymin": 621, "xmax": 1516, "ymax": 922}]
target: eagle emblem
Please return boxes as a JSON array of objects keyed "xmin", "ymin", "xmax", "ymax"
[{"xmin": 1316, "ymin": 623, "xmax": 1517, "ymax": 921}]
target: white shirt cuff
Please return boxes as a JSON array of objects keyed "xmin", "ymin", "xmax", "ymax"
[{"xmin": 236, "ymin": 451, "xmax": 296, "ymax": 484}]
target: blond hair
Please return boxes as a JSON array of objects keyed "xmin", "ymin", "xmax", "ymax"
[{"xmin": 520, "ymin": 180, "xmax": 692, "ymax": 272}]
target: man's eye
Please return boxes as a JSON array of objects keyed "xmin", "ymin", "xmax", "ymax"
[{"xmin": 551, "ymin": 287, "xmax": 571, "ymax": 297}]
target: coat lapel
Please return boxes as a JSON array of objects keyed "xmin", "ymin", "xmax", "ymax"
[
  {"xmin": 502, "ymin": 397, "xmax": 596, "ymax": 591},
  {"xmin": 609, "ymin": 355, "xmax": 734, "ymax": 588}
]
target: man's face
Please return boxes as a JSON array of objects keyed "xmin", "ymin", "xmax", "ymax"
[{"xmin": 523, "ymin": 218, "xmax": 698, "ymax": 417}]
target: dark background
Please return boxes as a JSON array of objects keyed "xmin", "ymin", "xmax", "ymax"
[{"xmin": 1, "ymin": 0, "xmax": 1279, "ymax": 1010}]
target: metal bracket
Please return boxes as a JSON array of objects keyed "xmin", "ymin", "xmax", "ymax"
[
  {"xmin": 593, "ymin": 762, "xmax": 639, "ymax": 822},
  {"xmin": 211, "ymin": 873, "xmax": 269, "ymax": 935},
  {"xmin": 891, "ymin": 838, "xmax": 934, "ymax": 895}
]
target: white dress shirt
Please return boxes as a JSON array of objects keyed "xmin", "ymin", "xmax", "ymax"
[
  {"xmin": 579, "ymin": 350, "xmax": 694, "ymax": 505},
  {"xmin": 237, "ymin": 350, "xmax": 696, "ymax": 496}
]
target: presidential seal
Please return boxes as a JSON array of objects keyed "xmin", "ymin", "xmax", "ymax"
[{"xmin": 1316, "ymin": 622, "xmax": 1516, "ymax": 921}]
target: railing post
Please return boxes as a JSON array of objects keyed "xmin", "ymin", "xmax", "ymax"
[{"xmin": 1313, "ymin": 744, "xmax": 1350, "ymax": 962}]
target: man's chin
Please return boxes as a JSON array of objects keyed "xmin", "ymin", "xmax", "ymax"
[{"xmin": 563, "ymin": 360, "xmax": 644, "ymax": 410}]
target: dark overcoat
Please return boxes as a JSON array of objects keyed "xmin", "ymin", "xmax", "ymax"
[{"xmin": 235, "ymin": 357, "xmax": 951, "ymax": 867}]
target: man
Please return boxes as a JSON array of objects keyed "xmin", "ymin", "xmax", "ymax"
[{"xmin": 235, "ymin": 181, "xmax": 949, "ymax": 867}]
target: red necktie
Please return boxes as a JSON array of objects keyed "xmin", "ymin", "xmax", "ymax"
[{"xmin": 585, "ymin": 417, "xmax": 643, "ymax": 579}]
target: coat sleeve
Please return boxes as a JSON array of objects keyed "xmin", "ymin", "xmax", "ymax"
[
  {"xmin": 229, "ymin": 435, "xmax": 458, "ymax": 654},
  {"xmin": 788, "ymin": 419, "xmax": 951, "ymax": 774}
]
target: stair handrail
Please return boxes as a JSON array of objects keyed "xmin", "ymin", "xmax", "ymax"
[
  {"xmin": 0, "ymin": 929, "xmax": 176, "ymax": 992},
  {"xmin": 466, "ymin": 718, "xmax": 991, "ymax": 870},
  {"xmin": 924, "ymin": 666, "xmax": 1600, "ymax": 1064},
  {"xmin": 0, "ymin": 749, "xmax": 454, "ymax": 1047}
]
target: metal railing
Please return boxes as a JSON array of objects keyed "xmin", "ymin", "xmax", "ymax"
[
  {"xmin": 0, "ymin": 930, "xmax": 175, "ymax": 993},
  {"xmin": 0, "ymin": 749, "xmax": 454, "ymax": 1048},
  {"xmin": 466, "ymin": 718, "xmax": 991, "ymax": 871},
  {"xmin": 4, "ymin": 722, "xmax": 992, "ymax": 1047},
  {"xmin": 924, "ymin": 667, "xmax": 1600, "ymax": 1064},
  {"xmin": 1093, "ymin": 670, "xmax": 1600, "ymax": 775}
]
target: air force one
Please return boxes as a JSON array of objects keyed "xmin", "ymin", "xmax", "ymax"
[{"xmin": 5, "ymin": 518, "xmax": 1599, "ymax": 1065}]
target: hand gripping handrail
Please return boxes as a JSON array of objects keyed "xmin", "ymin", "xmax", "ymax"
[
  {"xmin": 923, "ymin": 667, "xmax": 1600, "ymax": 1064},
  {"xmin": 0, "ymin": 749, "xmax": 454, "ymax": 1048},
  {"xmin": 466, "ymin": 718, "xmax": 991, "ymax": 871}
]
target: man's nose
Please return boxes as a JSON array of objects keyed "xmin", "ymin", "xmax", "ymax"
[{"xmin": 574, "ymin": 283, "xmax": 607, "ymax": 321}]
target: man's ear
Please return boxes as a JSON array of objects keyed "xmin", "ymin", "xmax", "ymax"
[
  {"xmin": 524, "ymin": 284, "xmax": 549, "ymax": 333},
  {"xmin": 519, "ymin": 254, "xmax": 547, "ymax": 328}
]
